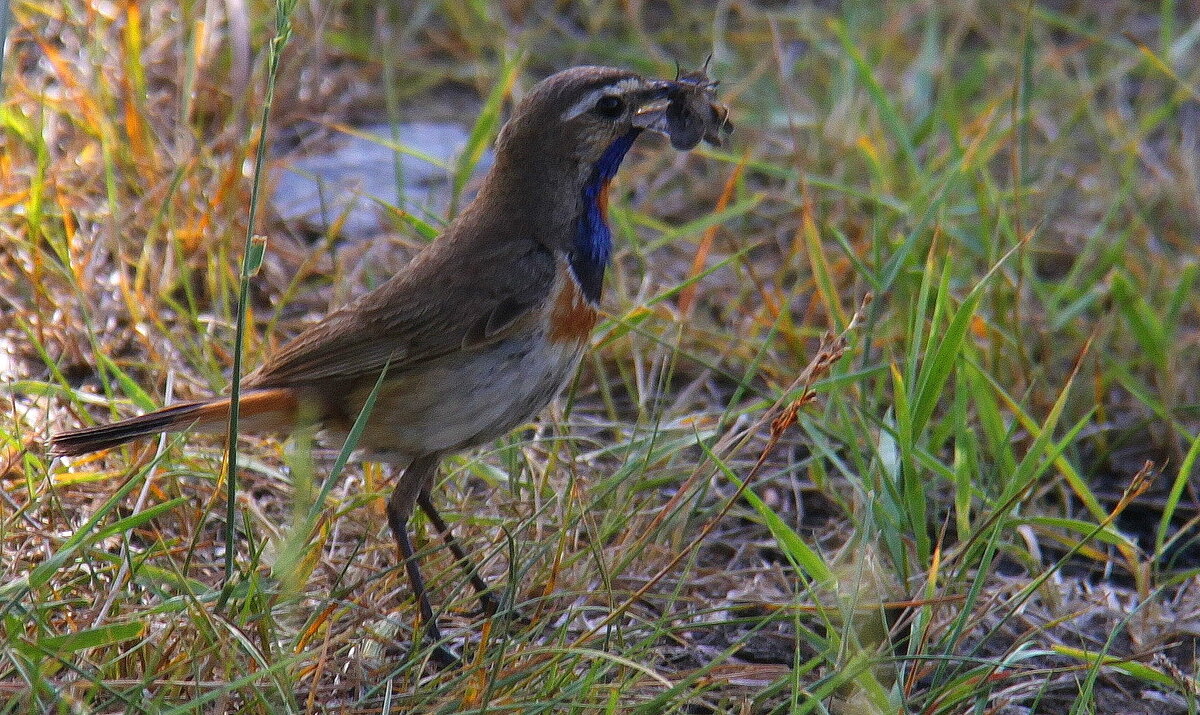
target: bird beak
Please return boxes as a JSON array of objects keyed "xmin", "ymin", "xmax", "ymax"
[{"xmin": 632, "ymin": 95, "xmax": 673, "ymax": 135}]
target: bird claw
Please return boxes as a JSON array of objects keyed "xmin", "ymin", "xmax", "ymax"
[
  {"xmin": 425, "ymin": 643, "xmax": 462, "ymax": 669},
  {"xmin": 468, "ymin": 590, "xmax": 502, "ymax": 619}
]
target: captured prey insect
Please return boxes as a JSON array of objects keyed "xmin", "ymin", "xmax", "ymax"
[{"xmin": 663, "ymin": 65, "xmax": 733, "ymax": 150}]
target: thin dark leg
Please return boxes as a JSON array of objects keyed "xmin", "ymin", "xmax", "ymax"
[
  {"xmin": 417, "ymin": 488, "xmax": 499, "ymax": 617},
  {"xmin": 392, "ymin": 514, "xmax": 439, "ymax": 637},
  {"xmin": 385, "ymin": 454, "xmax": 455, "ymax": 665}
]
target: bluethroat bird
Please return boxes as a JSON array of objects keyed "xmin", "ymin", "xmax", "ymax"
[{"xmin": 51, "ymin": 65, "xmax": 731, "ymax": 657}]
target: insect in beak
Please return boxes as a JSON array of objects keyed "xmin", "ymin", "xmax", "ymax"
[{"xmin": 632, "ymin": 68, "xmax": 733, "ymax": 150}]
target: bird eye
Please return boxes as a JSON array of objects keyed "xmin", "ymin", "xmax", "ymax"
[{"xmin": 593, "ymin": 95, "xmax": 626, "ymax": 119}]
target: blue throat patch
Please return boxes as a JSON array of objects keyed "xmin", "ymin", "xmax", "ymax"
[{"xmin": 571, "ymin": 129, "xmax": 642, "ymax": 303}]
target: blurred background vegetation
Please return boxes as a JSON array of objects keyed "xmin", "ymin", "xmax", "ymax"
[{"xmin": 2, "ymin": 1, "xmax": 1199, "ymax": 712}]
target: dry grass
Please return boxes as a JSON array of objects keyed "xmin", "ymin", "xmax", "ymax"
[{"xmin": 3, "ymin": 1, "xmax": 1200, "ymax": 712}]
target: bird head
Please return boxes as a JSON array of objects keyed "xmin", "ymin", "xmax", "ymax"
[
  {"xmin": 493, "ymin": 65, "xmax": 727, "ymax": 185},
  {"xmin": 471, "ymin": 66, "xmax": 730, "ymax": 301}
]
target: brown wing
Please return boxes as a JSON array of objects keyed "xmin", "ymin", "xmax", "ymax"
[{"xmin": 244, "ymin": 234, "xmax": 556, "ymax": 390}]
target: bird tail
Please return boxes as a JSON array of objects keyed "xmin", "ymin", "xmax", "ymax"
[{"xmin": 50, "ymin": 388, "xmax": 299, "ymax": 457}]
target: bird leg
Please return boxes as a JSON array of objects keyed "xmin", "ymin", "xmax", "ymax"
[
  {"xmin": 416, "ymin": 488, "xmax": 499, "ymax": 617},
  {"xmin": 386, "ymin": 453, "xmax": 456, "ymax": 665}
]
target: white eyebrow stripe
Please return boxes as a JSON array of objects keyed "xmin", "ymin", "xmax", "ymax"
[{"xmin": 559, "ymin": 77, "xmax": 646, "ymax": 121}]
